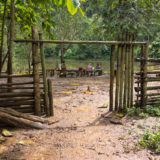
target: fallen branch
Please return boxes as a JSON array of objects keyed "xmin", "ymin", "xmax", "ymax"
[{"xmin": 0, "ymin": 107, "xmax": 48, "ymax": 129}]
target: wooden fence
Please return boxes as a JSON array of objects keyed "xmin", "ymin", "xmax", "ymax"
[
  {"xmin": 135, "ymin": 57, "xmax": 160, "ymax": 107},
  {"xmin": 0, "ymin": 27, "xmax": 53, "ymax": 116},
  {"xmin": 13, "ymin": 29, "xmax": 149, "ymax": 113}
]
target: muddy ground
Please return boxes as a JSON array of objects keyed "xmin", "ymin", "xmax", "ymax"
[{"xmin": 0, "ymin": 76, "xmax": 160, "ymax": 160}]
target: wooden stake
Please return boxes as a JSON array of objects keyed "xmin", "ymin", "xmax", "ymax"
[
  {"xmin": 48, "ymin": 79, "xmax": 54, "ymax": 116},
  {"xmin": 32, "ymin": 26, "xmax": 41, "ymax": 116},
  {"xmin": 109, "ymin": 45, "xmax": 115, "ymax": 111},
  {"xmin": 39, "ymin": 33, "xmax": 50, "ymax": 116}
]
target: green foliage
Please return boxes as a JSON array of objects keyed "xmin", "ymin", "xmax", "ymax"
[
  {"xmin": 149, "ymin": 37, "xmax": 160, "ymax": 58},
  {"xmin": 139, "ymin": 129, "xmax": 160, "ymax": 154},
  {"xmin": 124, "ymin": 105, "xmax": 160, "ymax": 118},
  {"xmin": 84, "ymin": 0, "xmax": 160, "ymax": 40}
]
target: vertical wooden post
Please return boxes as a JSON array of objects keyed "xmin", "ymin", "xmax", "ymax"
[
  {"xmin": 131, "ymin": 34, "xmax": 135, "ymax": 107},
  {"xmin": 39, "ymin": 33, "xmax": 50, "ymax": 116},
  {"xmin": 127, "ymin": 33, "xmax": 132, "ymax": 108},
  {"xmin": 141, "ymin": 43, "xmax": 149, "ymax": 108},
  {"xmin": 32, "ymin": 26, "xmax": 41, "ymax": 116},
  {"xmin": 115, "ymin": 35, "xmax": 122, "ymax": 111},
  {"xmin": 48, "ymin": 79, "xmax": 54, "ymax": 116},
  {"xmin": 109, "ymin": 45, "xmax": 115, "ymax": 111},
  {"xmin": 0, "ymin": 0, "xmax": 7, "ymax": 74},
  {"xmin": 119, "ymin": 33, "xmax": 125, "ymax": 111},
  {"xmin": 140, "ymin": 45, "xmax": 144, "ymax": 107},
  {"xmin": 7, "ymin": 0, "xmax": 15, "ymax": 87}
]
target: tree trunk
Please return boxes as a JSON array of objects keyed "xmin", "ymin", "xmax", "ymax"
[
  {"xmin": 7, "ymin": 0, "xmax": 15, "ymax": 85},
  {"xmin": 0, "ymin": 0, "xmax": 8, "ymax": 74}
]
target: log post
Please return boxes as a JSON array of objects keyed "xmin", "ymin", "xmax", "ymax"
[
  {"xmin": 39, "ymin": 33, "xmax": 50, "ymax": 116},
  {"xmin": 109, "ymin": 45, "xmax": 115, "ymax": 111},
  {"xmin": 7, "ymin": 0, "xmax": 15, "ymax": 88},
  {"xmin": 32, "ymin": 26, "xmax": 41, "ymax": 116},
  {"xmin": 141, "ymin": 43, "xmax": 149, "ymax": 108},
  {"xmin": 48, "ymin": 79, "xmax": 54, "ymax": 116}
]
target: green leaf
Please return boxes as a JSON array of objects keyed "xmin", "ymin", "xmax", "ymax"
[
  {"xmin": 79, "ymin": 8, "xmax": 85, "ymax": 16},
  {"xmin": 67, "ymin": 0, "xmax": 78, "ymax": 15}
]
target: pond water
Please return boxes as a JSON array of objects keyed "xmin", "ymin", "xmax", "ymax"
[
  {"xmin": 10, "ymin": 58, "xmax": 160, "ymax": 74},
  {"xmin": 45, "ymin": 58, "xmax": 160, "ymax": 74}
]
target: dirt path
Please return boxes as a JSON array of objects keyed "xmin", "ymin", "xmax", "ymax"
[{"xmin": 0, "ymin": 76, "xmax": 160, "ymax": 160}]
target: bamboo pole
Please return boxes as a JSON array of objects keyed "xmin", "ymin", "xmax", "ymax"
[
  {"xmin": 39, "ymin": 33, "xmax": 50, "ymax": 116},
  {"xmin": 123, "ymin": 32, "xmax": 129, "ymax": 107},
  {"xmin": 32, "ymin": 26, "xmax": 41, "ymax": 116},
  {"xmin": 109, "ymin": 45, "xmax": 115, "ymax": 111},
  {"xmin": 131, "ymin": 34, "xmax": 135, "ymax": 108},
  {"xmin": 119, "ymin": 33, "xmax": 125, "ymax": 111},
  {"xmin": 141, "ymin": 43, "xmax": 149, "ymax": 108},
  {"xmin": 127, "ymin": 33, "xmax": 132, "ymax": 108},
  {"xmin": 48, "ymin": 79, "xmax": 53, "ymax": 116},
  {"xmin": 115, "ymin": 35, "xmax": 122, "ymax": 111},
  {"xmin": 14, "ymin": 39, "xmax": 149, "ymax": 45},
  {"xmin": 7, "ymin": 0, "xmax": 15, "ymax": 88}
]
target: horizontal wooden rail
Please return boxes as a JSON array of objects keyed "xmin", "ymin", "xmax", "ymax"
[
  {"xmin": 135, "ymin": 78, "xmax": 160, "ymax": 83},
  {"xmin": 0, "ymin": 82, "xmax": 43, "ymax": 86},
  {"xmin": 0, "ymin": 74, "xmax": 33, "ymax": 78},
  {"xmin": 0, "ymin": 87, "xmax": 44, "ymax": 90},
  {"xmin": 136, "ymin": 71, "xmax": 160, "ymax": 75},
  {"xmin": 137, "ymin": 93, "xmax": 160, "ymax": 97},
  {"xmin": 135, "ymin": 86, "xmax": 160, "ymax": 92},
  {"xmin": 14, "ymin": 39, "xmax": 149, "ymax": 45},
  {"xmin": 0, "ymin": 92, "xmax": 34, "ymax": 98},
  {"xmin": 0, "ymin": 101, "xmax": 35, "ymax": 107},
  {"xmin": 0, "ymin": 97, "xmax": 34, "ymax": 102},
  {"xmin": 136, "ymin": 58, "xmax": 160, "ymax": 62}
]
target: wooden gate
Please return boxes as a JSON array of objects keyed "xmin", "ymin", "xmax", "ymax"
[{"xmin": 109, "ymin": 33, "xmax": 149, "ymax": 111}]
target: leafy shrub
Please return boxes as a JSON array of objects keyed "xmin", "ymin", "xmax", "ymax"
[
  {"xmin": 124, "ymin": 105, "xmax": 160, "ymax": 118},
  {"xmin": 139, "ymin": 129, "xmax": 160, "ymax": 154}
]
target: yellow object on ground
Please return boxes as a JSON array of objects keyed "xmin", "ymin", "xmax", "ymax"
[
  {"xmin": 17, "ymin": 140, "xmax": 35, "ymax": 145},
  {"xmin": 2, "ymin": 129, "xmax": 13, "ymax": 137},
  {"xmin": 82, "ymin": 90, "xmax": 95, "ymax": 95},
  {"xmin": 62, "ymin": 91, "xmax": 72, "ymax": 94}
]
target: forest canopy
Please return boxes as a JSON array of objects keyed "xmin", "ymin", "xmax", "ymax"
[{"xmin": 0, "ymin": 0, "xmax": 160, "ymax": 64}]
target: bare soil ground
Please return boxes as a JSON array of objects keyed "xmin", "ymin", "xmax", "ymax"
[{"xmin": 0, "ymin": 76, "xmax": 160, "ymax": 160}]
